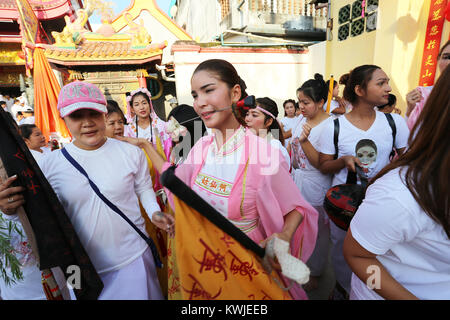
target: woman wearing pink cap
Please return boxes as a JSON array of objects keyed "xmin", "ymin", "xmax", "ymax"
[{"xmin": 37, "ymin": 81, "xmax": 174, "ymax": 300}]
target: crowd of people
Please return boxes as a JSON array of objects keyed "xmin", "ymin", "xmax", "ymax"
[{"xmin": 0, "ymin": 40, "xmax": 449, "ymax": 300}]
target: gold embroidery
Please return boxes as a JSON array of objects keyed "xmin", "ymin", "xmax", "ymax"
[
  {"xmin": 195, "ymin": 173, "xmax": 232, "ymax": 196},
  {"xmin": 240, "ymin": 159, "xmax": 250, "ymax": 218},
  {"xmin": 298, "ymin": 235, "xmax": 304, "ymax": 259},
  {"xmin": 213, "ymin": 126, "xmax": 245, "ymax": 157}
]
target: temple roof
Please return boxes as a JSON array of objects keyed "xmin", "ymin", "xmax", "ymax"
[
  {"xmin": 41, "ymin": 37, "xmax": 167, "ymax": 66},
  {"xmin": 0, "ymin": 0, "xmax": 73, "ymax": 20}
]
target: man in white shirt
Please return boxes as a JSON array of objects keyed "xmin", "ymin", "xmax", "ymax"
[
  {"xmin": 18, "ymin": 107, "xmax": 35, "ymax": 125},
  {"xmin": 10, "ymin": 99, "xmax": 25, "ymax": 121},
  {"xmin": 3, "ymin": 94, "xmax": 14, "ymax": 113}
]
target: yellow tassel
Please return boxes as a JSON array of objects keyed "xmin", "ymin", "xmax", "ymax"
[{"xmin": 326, "ymin": 75, "xmax": 334, "ymax": 114}]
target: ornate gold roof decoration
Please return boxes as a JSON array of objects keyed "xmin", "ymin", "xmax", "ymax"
[
  {"xmin": 0, "ymin": 44, "xmax": 26, "ymax": 65},
  {"xmin": 45, "ymin": 0, "xmax": 164, "ymax": 65},
  {"xmin": 68, "ymin": 70, "xmax": 84, "ymax": 81}
]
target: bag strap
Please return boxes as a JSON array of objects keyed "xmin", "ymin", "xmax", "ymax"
[
  {"xmin": 345, "ymin": 165, "xmax": 368, "ymax": 187},
  {"xmin": 384, "ymin": 113, "xmax": 397, "ymax": 161},
  {"xmin": 61, "ymin": 148, "xmax": 162, "ymax": 268},
  {"xmin": 333, "ymin": 118, "xmax": 339, "ymax": 160}
]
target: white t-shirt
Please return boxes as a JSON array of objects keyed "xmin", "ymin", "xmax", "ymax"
[
  {"xmin": 19, "ymin": 116, "xmax": 35, "ymax": 125},
  {"xmin": 30, "ymin": 149, "xmax": 47, "ymax": 162},
  {"xmin": 268, "ymin": 136, "xmax": 290, "ymax": 169},
  {"xmin": 318, "ymin": 111, "xmax": 409, "ymax": 186},
  {"xmin": 0, "ymin": 212, "xmax": 45, "ymax": 300},
  {"xmin": 11, "ymin": 104, "xmax": 25, "ymax": 120},
  {"xmin": 39, "ymin": 138, "xmax": 161, "ymax": 274},
  {"xmin": 291, "ymin": 117, "xmax": 332, "ymax": 206},
  {"xmin": 323, "ymin": 100, "xmax": 340, "ymax": 113},
  {"xmin": 350, "ymin": 168, "xmax": 450, "ymax": 300},
  {"xmin": 137, "ymin": 124, "xmax": 154, "ymax": 142},
  {"xmin": 5, "ymin": 98, "xmax": 14, "ymax": 111},
  {"xmin": 280, "ymin": 116, "xmax": 301, "ymax": 147}
]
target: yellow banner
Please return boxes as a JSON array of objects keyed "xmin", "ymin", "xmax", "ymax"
[
  {"xmin": 173, "ymin": 196, "xmax": 292, "ymax": 300},
  {"xmin": 15, "ymin": 0, "xmax": 39, "ymax": 44}
]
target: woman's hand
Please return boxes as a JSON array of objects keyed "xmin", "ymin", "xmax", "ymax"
[
  {"xmin": 336, "ymin": 97, "xmax": 348, "ymax": 109},
  {"xmin": 340, "ymin": 155, "xmax": 362, "ymax": 173},
  {"xmin": 260, "ymin": 233, "xmax": 292, "ymax": 271},
  {"xmin": 261, "ymin": 232, "xmax": 291, "ymax": 248},
  {"xmin": 0, "ymin": 175, "xmax": 25, "ymax": 215},
  {"xmin": 151, "ymin": 211, "xmax": 175, "ymax": 238},
  {"xmin": 405, "ymin": 88, "xmax": 422, "ymax": 116},
  {"xmin": 299, "ymin": 123, "xmax": 311, "ymax": 143},
  {"xmin": 116, "ymin": 136, "xmax": 149, "ymax": 149}
]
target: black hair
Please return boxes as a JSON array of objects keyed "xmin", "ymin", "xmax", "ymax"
[
  {"xmin": 193, "ymin": 59, "xmax": 248, "ymax": 100},
  {"xmin": 377, "ymin": 93, "xmax": 397, "ymax": 109},
  {"xmin": 130, "ymin": 92, "xmax": 151, "ymax": 107},
  {"xmin": 297, "ymin": 73, "xmax": 328, "ymax": 104},
  {"xmin": 127, "ymin": 90, "xmax": 153, "ymax": 141},
  {"xmin": 438, "ymin": 40, "xmax": 450, "ymax": 59},
  {"xmin": 283, "ymin": 99, "xmax": 296, "ymax": 117},
  {"xmin": 355, "ymin": 139, "xmax": 378, "ymax": 154},
  {"xmin": 255, "ymin": 97, "xmax": 285, "ymax": 146},
  {"xmin": 325, "ymin": 79, "xmax": 338, "ymax": 92},
  {"xmin": 19, "ymin": 124, "xmax": 37, "ymax": 139},
  {"xmin": 0, "ymin": 100, "xmax": 6, "ymax": 106},
  {"xmin": 106, "ymin": 99, "xmax": 127, "ymax": 124},
  {"xmin": 340, "ymin": 65, "xmax": 381, "ymax": 104},
  {"xmin": 167, "ymin": 104, "xmax": 207, "ymax": 159}
]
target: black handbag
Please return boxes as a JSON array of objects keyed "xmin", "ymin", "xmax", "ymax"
[{"xmin": 323, "ymin": 165, "xmax": 368, "ymax": 231}]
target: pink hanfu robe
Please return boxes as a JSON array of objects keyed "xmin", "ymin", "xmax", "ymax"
[{"xmin": 162, "ymin": 128, "xmax": 319, "ymax": 300}]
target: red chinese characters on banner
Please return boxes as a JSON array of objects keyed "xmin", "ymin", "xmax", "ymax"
[
  {"xmin": 419, "ymin": 0, "xmax": 448, "ymax": 86},
  {"xmin": 12, "ymin": 148, "xmax": 42, "ymax": 196},
  {"xmin": 173, "ymin": 192, "xmax": 292, "ymax": 300}
]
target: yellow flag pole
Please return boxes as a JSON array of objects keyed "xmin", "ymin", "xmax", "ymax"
[{"xmin": 326, "ymin": 75, "xmax": 334, "ymax": 114}]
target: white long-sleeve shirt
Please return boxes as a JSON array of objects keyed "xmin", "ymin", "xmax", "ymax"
[{"xmin": 39, "ymin": 138, "xmax": 160, "ymax": 274}]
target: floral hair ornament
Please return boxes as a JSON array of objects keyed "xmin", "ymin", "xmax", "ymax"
[
  {"xmin": 231, "ymin": 95, "xmax": 256, "ymax": 126},
  {"xmin": 125, "ymin": 87, "xmax": 155, "ymax": 123},
  {"xmin": 166, "ymin": 117, "xmax": 188, "ymax": 142}
]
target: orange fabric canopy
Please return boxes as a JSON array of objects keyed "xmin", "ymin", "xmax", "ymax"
[{"xmin": 33, "ymin": 47, "xmax": 71, "ymax": 141}]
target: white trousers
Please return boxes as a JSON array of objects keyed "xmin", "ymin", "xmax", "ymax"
[{"xmin": 98, "ymin": 247, "xmax": 164, "ymax": 300}]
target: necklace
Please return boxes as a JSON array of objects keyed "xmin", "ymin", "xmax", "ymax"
[{"xmin": 136, "ymin": 115, "xmax": 153, "ymax": 145}]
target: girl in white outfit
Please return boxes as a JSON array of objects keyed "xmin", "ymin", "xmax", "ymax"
[
  {"xmin": 343, "ymin": 65, "xmax": 450, "ymax": 300},
  {"xmin": 280, "ymin": 99, "xmax": 300, "ymax": 148},
  {"xmin": 19, "ymin": 124, "xmax": 49, "ymax": 162},
  {"xmin": 317, "ymin": 65, "xmax": 409, "ymax": 299},
  {"xmin": 291, "ymin": 74, "xmax": 332, "ymax": 291}
]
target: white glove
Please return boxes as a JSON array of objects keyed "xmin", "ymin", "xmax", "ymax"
[{"xmin": 265, "ymin": 237, "xmax": 310, "ymax": 285}]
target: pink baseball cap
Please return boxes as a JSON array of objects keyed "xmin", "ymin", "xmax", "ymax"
[{"xmin": 57, "ymin": 81, "xmax": 107, "ymax": 118}]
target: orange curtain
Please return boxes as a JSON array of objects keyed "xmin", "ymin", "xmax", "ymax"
[{"xmin": 33, "ymin": 48, "xmax": 71, "ymax": 141}]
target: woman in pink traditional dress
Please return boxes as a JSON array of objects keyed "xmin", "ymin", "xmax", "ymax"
[
  {"xmin": 405, "ymin": 40, "xmax": 450, "ymax": 130},
  {"xmin": 119, "ymin": 59, "xmax": 318, "ymax": 300}
]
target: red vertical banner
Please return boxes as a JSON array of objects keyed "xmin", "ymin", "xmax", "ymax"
[{"xmin": 419, "ymin": 0, "xmax": 448, "ymax": 86}]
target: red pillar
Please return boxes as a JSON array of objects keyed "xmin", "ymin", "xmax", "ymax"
[{"xmin": 138, "ymin": 76, "xmax": 147, "ymax": 88}]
